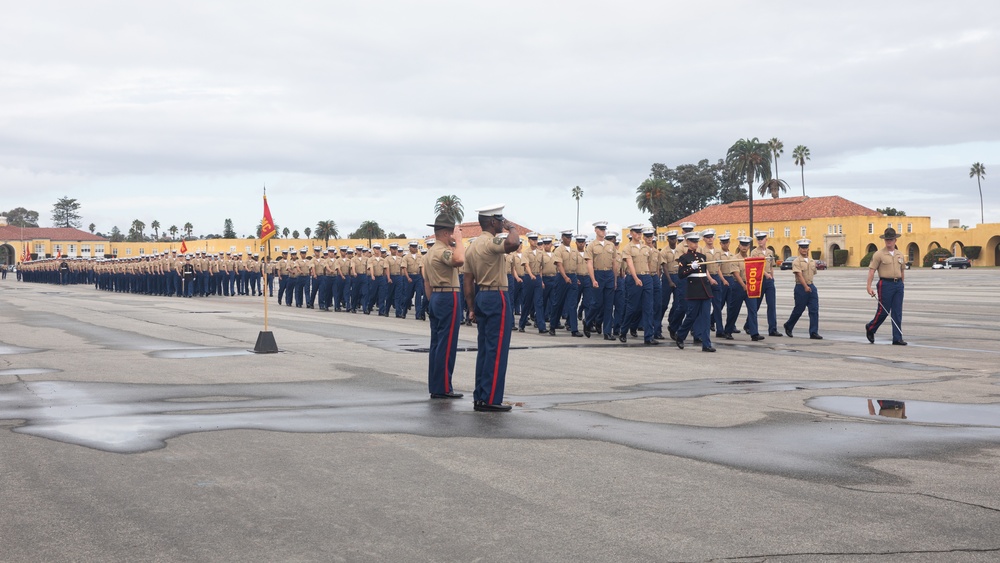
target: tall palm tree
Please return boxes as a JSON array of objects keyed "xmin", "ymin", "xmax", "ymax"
[
  {"xmin": 131, "ymin": 219, "xmax": 146, "ymax": 239},
  {"xmin": 792, "ymin": 145, "xmax": 811, "ymax": 196},
  {"xmin": 571, "ymin": 186, "xmax": 584, "ymax": 233},
  {"xmin": 970, "ymin": 162, "xmax": 986, "ymax": 224},
  {"xmin": 183, "ymin": 222, "xmax": 193, "ymax": 238},
  {"xmin": 282, "ymin": 227, "xmax": 290, "ymax": 239},
  {"xmin": 768, "ymin": 138, "xmax": 784, "ymax": 181},
  {"xmin": 151, "ymin": 220, "xmax": 160, "ymax": 240},
  {"xmin": 168, "ymin": 225, "xmax": 178, "ymax": 240},
  {"xmin": 726, "ymin": 138, "xmax": 771, "ymax": 236},
  {"xmin": 434, "ymin": 195, "xmax": 464, "ymax": 224},
  {"xmin": 88, "ymin": 223, "xmax": 96, "ymax": 234},
  {"xmin": 635, "ymin": 178, "xmax": 671, "ymax": 227},
  {"xmin": 315, "ymin": 220, "xmax": 339, "ymax": 247},
  {"xmin": 304, "ymin": 227, "xmax": 312, "ymax": 240},
  {"xmin": 758, "ymin": 177, "xmax": 789, "ymax": 199}
]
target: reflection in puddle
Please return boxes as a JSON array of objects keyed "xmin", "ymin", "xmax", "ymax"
[
  {"xmin": 808, "ymin": 396, "xmax": 1000, "ymax": 427},
  {"xmin": 148, "ymin": 348, "xmax": 254, "ymax": 359},
  {"xmin": 0, "ymin": 368, "xmax": 60, "ymax": 376},
  {"xmin": 0, "ymin": 344, "xmax": 44, "ymax": 355}
]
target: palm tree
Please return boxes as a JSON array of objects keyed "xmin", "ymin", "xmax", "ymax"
[
  {"xmin": 758, "ymin": 177, "xmax": 789, "ymax": 199},
  {"xmin": 635, "ymin": 178, "xmax": 671, "ymax": 227},
  {"xmin": 315, "ymin": 220, "xmax": 339, "ymax": 247},
  {"xmin": 183, "ymin": 222, "xmax": 193, "ymax": 238},
  {"xmin": 131, "ymin": 219, "xmax": 146, "ymax": 240},
  {"xmin": 88, "ymin": 223, "xmax": 96, "ymax": 234},
  {"xmin": 292, "ymin": 230, "xmax": 299, "ymax": 240},
  {"xmin": 168, "ymin": 225, "xmax": 178, "ymax": 240},
  {"xmin": 726, "ymin": 138, "xmax": 771, "ymax": 236},
  {"xmin": 792, "ymin": 145, "xmax": 810, "ymax": 196},
  {"xmin": 970, "ymin": 162, "xmax": 986, "ymax": 224},
  {"xmin": 304, "ymin": 227, "xmax": 312, "ymax": 240},
  {"xmin": 571, "ymin": 186, "xmax": 584, "ymax": 233},
  {"xmin": 282, "ymin": 227, "xmax": 290, "ymax": 239},
  {"xmin": 768, "ymin": 138, "xmax": 784, "ymax": 181},
  {"xmin": 434, "ymin": 195, "xmax": 464, "ymax": 224}
]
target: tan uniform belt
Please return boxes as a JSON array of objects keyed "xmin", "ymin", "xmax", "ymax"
[
  {"xmin": 431, "ymin": 287, "xmax": 460, "ymax": 293},
  {"xmin": 477, "ymin": 285, "xmax": 505, "ymax": 291}
]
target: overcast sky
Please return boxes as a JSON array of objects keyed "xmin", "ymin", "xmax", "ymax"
[{"xmin": 1, "ymin": 1, "xmax": 997, "ymax": 240}]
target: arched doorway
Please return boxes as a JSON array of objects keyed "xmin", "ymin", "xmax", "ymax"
[
  {"xmin": 0, "ymin": 243, "xmax": 14, "ymax": 267},
  {"xmin": 866, "ymin": 243, "xmax": 878, "ymax": 254},
  {"xmin": 951, "ymin": 241, "xmax": 965, "ymax": 257},
  {"xmin": 906, "ymin": 242, "xmax": 920, "ymax": 267},
  {"xmin": 830, "ymin": 243, "xmax": 843, "ymax": 266},
  {"xmin": 782, "ymin": 245, "xmax": 792, "ymax": 259},
  {"xmin": 987, "ymin": 236, "xmax": 1000, "ymax": 267}
]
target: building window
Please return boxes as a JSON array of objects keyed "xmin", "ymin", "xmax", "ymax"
[
  {"xmin": 738, "ymin": 229, "xmax": 746, "ymax": 237},
  {"xmin": 768, "ymin": 228, "xmax": 774, "ymax": 238},
  {"xmin": 868, "ymin": 223, "xmax": 874, "ymax": 234},
  {"xmin": 113, "ymin": 248, "xmax": 118, "ymax": 257},
  {"xmin": 230, "ymin": 246, "xmax": 237, "ymax": 253},
  {"xmin": 724, "ymin": 230, "xmax": 731, "ymax": 237},
  {"xmin": 907, "ymin": 223, "xmax": 913, "ymax": 233},
  {"xmin": 784, "ymin": 227, "xmax": 791, "ymax": 238},
  {"xmin": 81, "ymin": 244, "xmax": 91, "ymax": 256},
  {"xmin": 828, "ymin": 224, "xmax": 833, "ymax": 234},
  {"xmin": 838, "ymin": 225, "xmax": 843, "ymax": 234},
  {"xmin": 125, "ymin": 248, "xmax": 132, "ymax": 256},
  {"xmin": 800, "ymin": 226, "xmax": 807, "ymax": 237},
  {"xmin": 139, "ymin": 248, "xmax": 145, "ymax": 255},
  {"xmin": 897, "ymin": 223, "xmax": 902, "ymax": 233},
  {"xmin": 95, "ymin": 244, "xmax": 105, "ymax": 255},
  {"xmin": 53, "ymin": 244, "xmax": 62, "ymax": 255},
  {"xmin": 245, "ymin": 246, "xmax": 251, "ymax": 253},
  {"xmin": 34, "ymin": 243, "xmax": 44, "ymax": 254},
  {"xmin": 68, "ymin": 244, "xmax": 76, "ymax": 256}
]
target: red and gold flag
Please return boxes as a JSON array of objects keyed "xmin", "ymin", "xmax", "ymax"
[
  {"xmin": 179, "ymin": 239, "xmax": 188, "ymax": 254},
  {"xmin": 260, "ymin": 194, "xmax": 276, "ymax": 242},
  {"xmin": 744, "ymin": 257, "xmax": 766, "ymax": 299}
]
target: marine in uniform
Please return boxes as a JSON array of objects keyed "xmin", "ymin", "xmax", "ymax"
[
  {"xmin": 865, "ymin": 227, "xmax": 906, "ymax": 345},
  {"xmin": 538, "ymin": 237, "xmax": 557, "ymax": 333},
  {"xmin": 517, "ymin": 233, "xmax": 543, "ymax": 333},
  {"xmin": 725, "ymin": 236, "xmax": 764, "ymax": 340},
  {"xmin": 699, "ymin": 229, "xmax": 726, "ymax": 335},
  {"xmin": 751, "ymin": 232, "xmax": 782, "ymax": 337},
  {"xmin": 463, "ymin": 204, "xmax": 520, "ymax": 412},
  {"xmin": 643, "ymin": 227, "xmax": 666, "ymax": 340},
  {"xmin": 404, "ymin": 241, "xmax": 425, "ymax": 320},
  {"xmin": 784, "ymin": 238, "xmax": 822, "ymax": 339},
  {"xmin": 424, "ymin": 213, "xmax": 466, "ymax": 399},
  {"xmin": 583, "ymin": 221, "xmax": 616, "ymax": 339},
  {"xmin": 621, "ymin": 224, "xmax": 656, "ymax": 344},
  {"xmin": 549, "ymin": 230, "xmax": 582, "ymax": 337},
  {"xmin": 675, "ymin": 232, "xmax": 715, "ymax": 352}
]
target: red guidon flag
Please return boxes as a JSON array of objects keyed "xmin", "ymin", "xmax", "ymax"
[
  {"xmin": 179, "ymin": 239, "xmax": 188, "ymax": 254},
  {"xmin": 260, "ymin": 193, "xmax": 277, "ymax": 242},
  {"xmin": 744, "ymin": 257, "xmax": 766, "ymax": 299}
]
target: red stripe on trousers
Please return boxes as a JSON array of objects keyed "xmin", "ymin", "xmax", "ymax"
[
  {"xmin": 868, "ymin": 279, "xmax": 886, "ymax": 331},
  {"xmin": 444, "ymin": 292, "xmax": 457, "ymax": 393},
  {"xmin": 489, "ymin": 292, "xmax": 506, "ymax": 404}
]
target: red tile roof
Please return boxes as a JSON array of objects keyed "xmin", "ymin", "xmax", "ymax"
[
  {"xmin": 0, "ymin": 226, "xmax": 108, "ymax": 242},
  {"xmin": 670, "ymin": 196, "xmax": 880, "ymax": 227},
  {"xmin": 428, "ymin": 219, "xmax": 533, "ymax": 240}
]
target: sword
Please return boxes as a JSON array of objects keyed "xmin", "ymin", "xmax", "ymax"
[{"xmin": 870, "ymin": 293, "xmax": 903, "ymax": 337}]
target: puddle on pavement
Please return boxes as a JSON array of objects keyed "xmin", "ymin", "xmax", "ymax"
[
  {"xmin": 0, "ymin": 368, "xmax": 60, "ymax": 376},
  {"xmin": 148, "ymin": 348, "xmax": 254, "ymax": 359},
  {"xmin": 0, "ymin": 344, "xmax": 44, "ymax": 355},
  {"xmin": 3, "ymin": 375, "xmax": 995, "ymax": 485},
  {"xmin": 808, "ymin": 396, "xmax": 1000, "ymax": 427},
  {"xmin": 843, "ymin": 356, "xmax": 951, "ymax": 372}
]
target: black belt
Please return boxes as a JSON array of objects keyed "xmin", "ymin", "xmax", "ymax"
[{"xmin": 880, "ymin": 277, "xmax": 902, "ymax": 282}]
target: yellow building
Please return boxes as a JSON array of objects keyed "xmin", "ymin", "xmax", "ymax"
[{"xmin": 665, "ymin": 196, "xmax": 1000, "ymax": 267}]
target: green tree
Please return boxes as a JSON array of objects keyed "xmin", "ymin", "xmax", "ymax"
[
  {"xmin": 128, "ymin": 219, "xmax": 146, "ymax": 242},
  {"xmin": 635, "ymin": 178, "xmax": 673, "ymax": 227},
  {"xmin": 304, "ymin": 227, "xmax": 312, "ymax": 240},
  {"xmin": 292, "ymin": 230, "xmax": 300, "ymax": 239},
  {"xmin": 349, "ymin": 220, "xmax": 386, "ymax": 241},
  {"xmin": 223, "ymin": 218, "xmax": 236, "ymax": 239},
  {"xmin": 109, "ymin": 226, "xmax": 124, "ymax": 242},
  {"xmin": 768, "ymin": 138, "xmax": 784, "ymax": 182},
  {"xmin": 282, "ymin": 227, "xmax": 290, "ymax": 238},
  {"xmin": 758, "ymin": 176, "xmax": 789, "ymax": 199},
  {"xmin": 168, "ymin": 225, "xmax": 178, "ymax": 240},
  {"xmin": 4, "ymin": 207, "xmax": 40, "ymax": 227},
  {"xmin": 183, "ymin": 222, "xmax": 193, "ymax": 238},
  {"xmin": 970, "ymin": 162, "xmax": 986, "ymax": 224},
  {"xmin": 792, "ymin": 145, "xmax": 810, "ymax": 196},
  {"xmin": 315, "ymin": 220, "xmax": 339, "ymax": 246},
  {"xmin": 51, "ymin": 196, "xmax": 82, "ymax": 228},
  {"xmin": 434, "ymin": 195, "xmax": 464, "ymax": 224},
  {"xmin": 151, "ymin": 220, "xmax": 160, "ymax": 239},
  {"xmin": 88, "ymin": 223, "xmax": 96, "ymax": 234},
  {"xmin": 726, "ymin": 138, "xmax": 771, "ymax": 235},
  {"xmin": 571, "ymin": 186, "xmax": 584, "ymax": 233},
  {"xmin": 877, "ymin": 207, "xmax": 906, "ymax": 216}
]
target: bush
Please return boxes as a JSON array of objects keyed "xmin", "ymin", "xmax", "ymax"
[
  {"xmin": 859, "ymin": 251, "xmax": 876, "ymax": 268},
  {"xmin": 811, "ymin": 250, "xmax": 821, "ymax": 260},
  {"xmin": 833, "ymin": 249, "xmax": 850, "ymax": 266},
  {"xmin": 923, "ymin": 248, "xmax": 951, "ymax": 267},
  {"xmin": 964, "ymin": 246, "xmax": 982, "ymax": 260}
]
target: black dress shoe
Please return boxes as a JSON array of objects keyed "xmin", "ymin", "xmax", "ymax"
[
  {"xmin": 783, "ymin": 323, "xmax": 793, "ymax": 338},
  {"xmin": 769, "ymin": 331, "xmax": 783, "ymax": 337},
  {"xmin": 571, "ymin": 331, "xmax": 583, "ymax": 337},
  {"xmin": 669, "ymin": 330, "xmax": 677, "ymax": 340},
  {"xmin": 619, "ymin": 333, "xmax": 627, "ymax": 343},
  {"xmin": 629, "ymin": 329, "xmax": 638, "ymax": 338},
  {"xmin": 548, "ymin": 327, "xmax": 556, "ymax": 336},
  {"xmin": 693, "ymin": 338, "xmax": 702, "ymax": 344},
  {"xmin": 517, "ymin": 327, "xmax": 525, "ymax": 333},
  {"xmin": 653, "ymin": 335, "xmax": 666, "ymax": 340},
  {"xmin": 675, "ymin": 338, "xmax": 685, "ymax": 350},
  {"xmin": 431, "ymin": 392, "xmax": 464, "ymax": 399},
  {"xmin": 719, "ymin": 333, "xmax": 734, "ymax": 340},
  {"xmin": 702, "ymin": 346, "xmax": 716, "ymax": 352},
  {"xmin": 733, "ymin": 328, "xmax": 743, "ymax": 334},
  {"xmin": 867, "ymin": 329, "xmax": 876, "ymax": 343},
  {"xmin": 751, "ymin": 334, "xmax": 765, "ymax": 342},
  {"xmin": 474, "ymin": 401, "xmax": 512, "ymax": 412},
  {"xmin": 604, "ymin": 334, "xmax": 616, "ymax": 341},
  {"xmin": 583, "ymin": 324, "xmax": 591, "ymax": 338},
  {"xmin": 810, "ymin": 333, "xmax": 824, "ymax": 340},
  {"xmin": 644, "ymin": 340, "xmax": 660, "ymax": 345},
  {"xmin": 538, "ymin": 329, "xmax": 547, "ymax": 334},
  {"xmin": 892, "ymin": 340, "xmax": 908, "ymax": 346}
]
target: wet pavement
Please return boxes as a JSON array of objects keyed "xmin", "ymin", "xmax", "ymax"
[{"xmin": 2, "ymin": 269, "xmax": 1000, "ymax": 562}]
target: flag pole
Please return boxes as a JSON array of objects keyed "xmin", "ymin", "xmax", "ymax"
[
  {"xmin": 254, "ymin": 184, "xmax": 279, "ymax": 353},
  {"xmin": 263, "ymin": 237, "xmax": 270, "ymax": 331}
]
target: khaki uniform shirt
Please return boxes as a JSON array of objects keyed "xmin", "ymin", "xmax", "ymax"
[
  {"xmin": 870, "ymin": 248, "xmax": 906, "ymax": 279},
  {"xmin": 792, "ymin": 256, "xmax": 817, "ymax": 285},
  {"xmin": 584, "ymin": 239, "xmax": 616, "ymax": 271},
  {"xmin": 369, "ymin": 256, "xmax": 386, "ymax": 277},
  {"xmin": 539, "ymin": 250, "xmax": 557, "ymax": 276},
  {"xmin": 425, "ymin": 244, "xmax": 460, "ymax": 288},
  {"xmin": 404, "ymin": 253, "xmax": 422, "ymax": 277},
  {"xmin": 703, "ymin": 247, "xmax": 723, "ymax": 275},
  {"xmin": 526, "ymin": 248, "xmax": 545, "ymax": 277},
  {"xmin": 751, "ymin": 247, "xmax": 775, "ymax": 275},
  {"xmin": 625, "ymin": 244, "xmax": 650, "ymax": 275},
  {"xmin": 464, "ymin": 233, "xmax": 508, "ymax": 289},
  {"xmin": 512, "ymin": 253, "xmax": 528, "ymax": 276}
]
